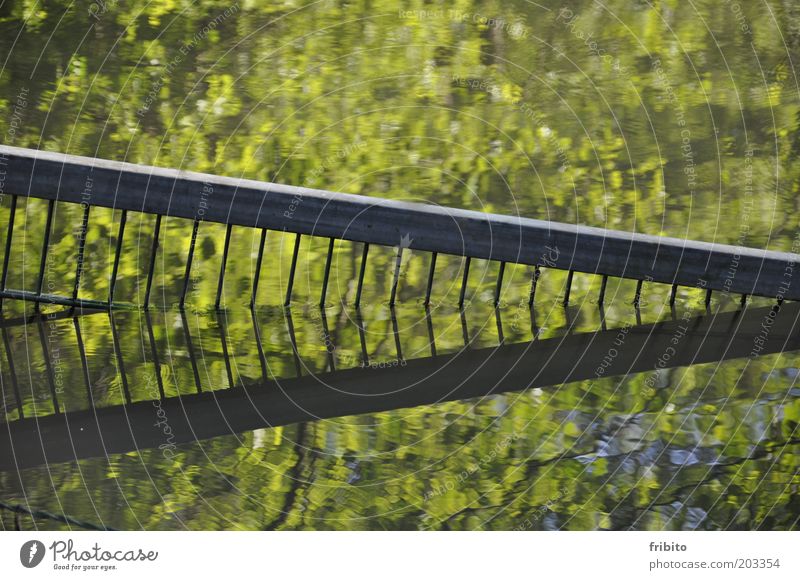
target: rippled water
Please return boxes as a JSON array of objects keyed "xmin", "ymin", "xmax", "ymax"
[{"xmin": 1, "ymin": 0, "xmax": 800, "ymax": 530}]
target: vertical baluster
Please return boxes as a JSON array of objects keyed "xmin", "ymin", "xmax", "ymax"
[
  {"xmin": 528, "ymin": 265, "xmax": 541, "ymax": 308},
  {"xmin": 180, "ymin": 310, "xmax": 202, "ymax": 393},
  {"xmin": 530, "ymin": 307, "xmax": 539, "ymax": 340},
  {"xmin": 109, "ymin": 312, "xmax": 131, "ymax": 404},
  {"xmin": 214, "ymin": 223, "xmax": 233, "ymax": 310},
  {"xmin": 669, "ymin": 283, "xmax": 678, "ymax": 306},
  {"xmin": 251, "ymin": 308, "xmax": 268, "ymax": 382},
  {"xmin": 285, "ymin": 309, "xmax": 302, "ymax": 377},
  {"xmin": 563, "ymin": 270, "xmax": 574, "ymax": 306},
  {"xmin": 320, "ymin": 238, "xmax": 335, "ymax": 308},
  {"xmin": 144, "ymin": 310, "xmax": 165, "ymax": 399},
  {"xmin": 460, "ymin": 307, "xmax": 471, "ymax": 347},
  {"xmin": 458, "ymin": 257, "xmax": 471, "ymax": 309},
  {"xmin": 494, "ymin": 262, "xmax": 506, "ymax": 307},
  {"xmin": 391, "ymin": 307, "xmax": 403, "ymax": 363},
  {"xmin": 179, "ymin": 219, "xmax": 200, "ymax": 310},
  {"xmin": 34, "ymin": 200, "xmax": 56, "ymax": 306},
  {"xmin": 2, "ymin": 327, "xmax": 23, "ymax": 418},
  {"xmin": 251, "ymin": 228, "xmax": 267, "ymax": 308},
  {"xmin": 71, "ymin": 204, "xmax": 91, "ymax": 303},
  {"xmin": 356, "ymin": 310, "xmax": 369, "ymax": 367},
  {"xmin": 598, "ymin": 274, "xmax": 609, "ymax": 307},
  {"xmin": 354, "ymin": 243, "xmax": 369, "ymax": 309},
  {"xmin": 633, "ymin": 279, "xmax": 643, "ymax": 306},
  {"xmin": 425, "ymin": 306, "xmax": 437, "ymax": 357},
  {"xmin": 320, "ymin": 311, "xmax": 336, "ymax": 372},
  {"xmin": 284, "ymin": 233, "xmax": 301, "ymax": 307},
  {"xmin": 740, "ymin": 293, "xmax": 748, "ymax": 308},
  {"xmin": 495, "ymin": 306, "xmax": 505, "ymax": 344},
  {"xmin": 143, "ymin": 214, "xmax": 162, "ymax": 310},
  {"xmin": 36, "ymin": 317, "xmax": 60, "ymax": 414},
  {"xmin": 73, "ymin": 317, "xmax": 94, "ymax": 406},
  {"xmin": 424, "ymin": 252, "xmax": 437, "ymax": 307},
  {"xmin": 705, "ymin": 288, "xmax": 713, "ymax": 309},
  {"xmin": 217, "ymin": 312, "xmax": 235, "ymax": 388},
  {"xmin": 0, "ymin": 195, "xmax": 18, "ymax": 309},
  {"xmin": 389, "ymin": 246, "xmax": 403, "ymax": 307},
  {"xmin": 108, "ymin": 210, "xmax": 127, "ymax": 306}
]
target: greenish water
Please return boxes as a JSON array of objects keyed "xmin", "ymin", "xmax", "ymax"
[{"xmin": 1, "ymin": 0, "xmax": 800, "ymax": 530}]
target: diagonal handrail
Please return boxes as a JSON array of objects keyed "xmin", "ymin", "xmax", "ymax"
[{"xmin": 0, "ymin": 144, "xmax": 798, "ymax": 310}]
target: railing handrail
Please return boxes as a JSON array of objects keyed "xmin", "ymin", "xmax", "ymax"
[{"xmin": 1, "ymin": 144, "xmax": 798, "ymax": 301}]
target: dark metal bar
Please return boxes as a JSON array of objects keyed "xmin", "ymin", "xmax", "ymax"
[
  {"xmin": 494, "ymin": 262, "xmax": 506, "ymax": 307},
  {"xmin": 34, "ymin": 199, "xmax": 56, "ymax": 300},
  {"xmin": 458, "ymin": 257, "xmax": 471, "ymax": 309},
  {"xmin": 144, "ymin": 311, "xmax": 165, "ymax": 399},
  {"xmin": 1, "ymin": 195, "xmax": 18, "ymax": 295},
  {"xmin": 179, "ymin": 219, "xmax": 200, "ymax": 310},
  {"xmin": 285, "ymin": 309, "xmax": 302, "ymax": 377},
  {"xmin": 3, "ymin": 145, "xmax": 800, "ymax": 301},
  {"xmin": 633, "ymin": 279, "xmax": 643, "ymax": 306},
  {"xmin": 356, "ymin": 310, "xmax": 369, "ymax": 367},
  {"xmin": 528, "ymin": 265, "xmax": 541, "ymax": 308},
  {"xmin": 495, "ymin": 307, "xmax": 505, "ymax": 344},
  {"xmin": 143, "ymin": 214, "xmax": 162, "ymax": 310},
  {"xmin": 2, "ymin": 327, "xmax": 23, "ymax": 418},
  {"xmin": 391, "ymin": 307, "xmax": 403, "ymax": 363},
  {"xmin": 460, "ymin": 307, "xmax": 471, "ymax": 347},
  {"xmin": 389, "ymin": 247, "xmax": 403, "ymax": 307},
  {"xmin": 217, "ymin": 312, "xmax": 235, "ymax": 389},
  {"xmin": 284, "ymin": 233, "xmax": 301, "ymax": 307},
  {"xmin": 740, "ymin": 293, "xmax": 748, "ymax": 308},
  {"xmin": 180, "ymin": 311, "xmax": 202, "ymax": 394},
  {"xmin": 214, "ymin": 223, "xmax": 233, "ymax": 310},
  {"xmin": 71, "ymin": 204, "xmax": 92, "ymax": 303},
  {"xmin": 108, "ymin": 312, "xmax": 131, "ymax": 404},
  {"xmin": 424, "ymin": 306, "xmax": 437, "ymax": 357},
  {"xmin": 250, "ymin": 308, "xmax": 268, "ymax": 382},
  {"xmin": 424, "ymin": 252, "xmax": 437, "ymax": 307},
  {"xmin": 73, "ymin": 317, "xmax": 94, "ymax": 405},
  {"xmin": 563, "ymin": 270, "xmax": 575, "ymax": 306},
  {"xmin": 35, "ymin": 317, "xmax": 60, "ymax": 414},
  {"xmin": 530, "ymin": 308, "xmax": 539, "ymax": 340},
  {"xmin": 320, "ymin": 237, "xmax": 335, "ymax": 308},
  {"xmin": 669, "ymin": 283, "xmax": 678, "ymax": 306},
  {"xmin": 598, "ymin": 274, "xmax": 608, "ymax": 306},
  {"xmin": 354, "ymin": 243, "xmax": 369, "ymax": 309},
  {"xmin": 108, "ymin": 210, "xmax": 127, "ymax": 305},
  {"xmin": 251, "ymin": 228, "xmax": 268, "ymax": 308},
  {"xmin": 705, "ymin": 288, "xmax": 713, "ymax": 308},
  {"xmin": 320, "ymin": 311, "xmax": 336, "ymax": 372}
]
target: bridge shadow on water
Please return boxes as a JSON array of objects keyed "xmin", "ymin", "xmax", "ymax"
[{"xmin": 2, "ymin": 299, "xmax": 800, "ymax": 530}]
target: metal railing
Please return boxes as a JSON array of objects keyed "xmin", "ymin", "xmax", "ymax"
[{"xmin": 1, "ymin": 144, "xmax": 798, "ymax": 311}]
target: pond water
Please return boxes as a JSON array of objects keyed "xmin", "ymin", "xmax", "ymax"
[{"xmin": 1, "ymin": 0, "xmax": 799, "ymax": 530}]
